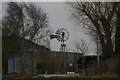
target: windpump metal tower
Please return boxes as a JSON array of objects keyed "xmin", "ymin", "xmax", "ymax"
[{"xmin": 50, "ymin": 28, "xmax": 69, "ymax": 72}]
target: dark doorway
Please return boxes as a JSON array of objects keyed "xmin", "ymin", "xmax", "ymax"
[{"xmin": 36, "ymin": 63, "xmax": 45, "ymax": 74}]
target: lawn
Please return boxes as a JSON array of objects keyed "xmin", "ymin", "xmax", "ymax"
[{"xmin": 2, "ymin": 76, "xmax": 120, "ymax": 80}]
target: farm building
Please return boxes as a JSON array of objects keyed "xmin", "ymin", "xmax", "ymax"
[{"xmin": 2, "ymin": 35, "xmax": 97, "ymax": 74}]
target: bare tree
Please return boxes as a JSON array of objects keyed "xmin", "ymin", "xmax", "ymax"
[
  {"xmin": 68, "ymin": 2, "xmax": 119, "ymax": 59},
  {"xmin": 22, "ymin": 3, "xmax": 50, "ymax": 48},
  {"xmin": 2, "ymin": 2, "xmax": 50, "ymax": 46},
  {"xmin": 74, "ymin": 39, "xmax": 94, "ymax": 75}
]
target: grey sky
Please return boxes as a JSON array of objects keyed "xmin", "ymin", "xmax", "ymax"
[
  {"xmin": 1, "ymin": 2, "xmax": 96, "ymax": 54},
  {"xmin": 32, "ymin": 2, "xmax": 94, "ymax": 53}
]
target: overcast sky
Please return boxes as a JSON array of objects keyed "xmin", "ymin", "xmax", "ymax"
[
  {"xmin": 32, "ymin": 2, "xmax": 94, "ymax": 52},
  {"xmin": 1, "ymin": 2, "xmax": 96, "ymax": 54}
]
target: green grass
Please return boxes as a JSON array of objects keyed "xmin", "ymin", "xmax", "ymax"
[{"xmin": 2, "ymin": 77, "xmax": 120, "ymax": 80}]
